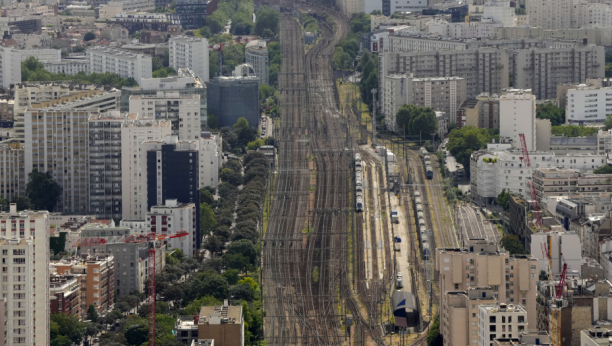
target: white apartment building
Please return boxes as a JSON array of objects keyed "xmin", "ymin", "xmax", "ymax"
[
  {"xmin": 479, "ymin": 304, "xmax": 528, "ymax": 346},
  {"xmin": 0, "ymin": 47, "xmax": 61, "ymax": 87},
  {"xmin": 599, "ymin": 239, "xmax": 612, "ymax": 284},
  {"xmin": 24, "ymin": 109, "xmax": 90, "ymax": 214},
  {"xmin": 147, "ymin": 199, "xmax": 196, "ymax": 256},
  {"xmin": 86, "ymin": 47, "xmax": 152, "ymax": 85},
  {"xmin": 383, "ymin": 74, "xmax": 467, "ymax": 130},
  {"xmin": 0, "ymin": 205, "xmax": 50, "ymax": 346},
  {"xmin": 42, "ymin": 59, "xmax": 89, "ymax": 75},
  {"xmin": 388, "ymin": 0, "xmax": 427, "ymax": 15},
  {"xmin": 245, "ymin": 41, "xmax": 269, "ymax": 85},
  {"xmin": 597, "ymin": 129, "xmax": 612, "ymax": 155},
  {"xmin": 436, "ymin": 240, "xmax": 539, "ymax": 329},
  {"xmin": 98, "ymin": 0, "xmax": 154, "ymax": 18},
  {"xmin": 169, "ymin": 36, "xmax": 209, "ymax": 82},
  {"xmin": 526, "ymin": 0, "xmax": 571, "ymax": 29},
  {"xmin": 120, "ymin": 116, "xmax": 171, "ymax": 220},
  {"xmin": 530, "ymin": 231, "xmax": 582, "ymax": 278},
  {"xmin": 499, "ymin": 89, "xmax": 536, "ymax": 151},
  {"xmin": 427, "ymin": 20, "xmax": 502, "ymax": 39},
  {"xmin": 199, "ymin": 132, "xmax": 220, "ymax": 188},
  {"xmin": 470, "ymin": 149, "xmax": 606, "ymax": 204},
  {"xmin": 482, "ymin": 0, "xmax": 516, "ymax": 27},
  {"xmin": 128, "ymin": 92, "xmax": 201, "ymax": 141},
  {"xmin": 0, "ymin": 140, "xmax": 24, "ymax": 203},
  {"xmin": 566, "ymin": 86, "xmax": 612, "ymax": 124}
]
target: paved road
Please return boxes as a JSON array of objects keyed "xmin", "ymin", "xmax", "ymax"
[{"xmin": 259, "ymin": 116, "xmax": 273, "ymax": 139}]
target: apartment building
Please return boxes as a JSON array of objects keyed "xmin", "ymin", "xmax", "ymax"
[
  {"xmin": 169, "ymin": 36, "xmax": 209, "ymax": 82},
  {"xmin": 479, "ymin": 304, "xmax": 528, "ymax": 346},
  {"xmin": 0, "ymin": 205, "xmax": 49, "ymax": 346},
  {"xmin": 0, "ymin": 100, "xmax": 14, "ymax": 121},
  {"xmin": 499, "ymin": 89, "xmax": 536, "ymax": 151},
  {"xmin": 51, "ymin": 254, "xmax": 115, "ymax": 314},
  {"xmin": 0, "ymin": 140, "xmax": 24, "ymax": 203},
  {"xmin": 382, "ymin": 0, "xmax": 426, "ymax": 15},
  {"xmin": 526, "ymin": 0, "xmax": 571, "ymax": 29},
  {"xmin": 128, "ymin": 92, "xmax": 201, "ymax": 141},
  {"xmin": 49, "ymin": 274, "xmax": 81, "ymax": 318},
  {"xmin": 166, "ymin": 0, "xmax": 209, "ymax": 29},
  {"xmin": 530, "ymin": 231, "xmax": 582, "ymax": 278},
  {"xmin": 494, "ymin": 27, "xmax": 612, "ymax": 47},
  {"xmin": 582, "ymin": 328, "xmax": 612, "ymax": 346},
  {"xmin": 436, "ymin": 239, "xmax": 539, "ymax": 328},
  {"xmin": 565, "ymin": 86, "xmax": 612, "ymax": 124},
  {"xmin": 108, "ymin": 13, "xmax": 173, "ymax": 34},
  {"xmin": 120, "ymin": 115, "xmax": 171, "ymax": 220},
  {"xmin": 141, "ymin": 138, "xmax": 200, "ymax": 251},
  {"xmin": 86, "ymin": 47, "xmax": 152, "ymax": 85},
  {"xmin": 427, "ymin": 20, "xmax": 502, "ymax": 40},
  {"xmin": 89, "ymin": 112, "xmax": 124, "ymax": 220},
  {"xmin": 199, "ymin": 132, "xmax": 220, "ymax": 189},
  {"xmin": 147, "ymin": 200, "xmax": 196, "ymax": 256},
  {"xmin": 457, "ymin": 93, "xmax": 500, "ymax": 130},
  {"xmin": 533, "ymin": 168, "xmax": 612, "ymax": 199},
  {"xmin": 197, "ymin": 303, "xmax": 244, "ymax": 346},
  {"xmin": 245, "ymin": 41, "xmax": 269, "ymax": 85},
  {"xmin": 42, "ymin": 59, "xmax": 89, "ymax": 75},
  {"xmin": 482, "ymin": 0, "xmax": 515, "ymax": 27},
  {"xmin": 0, "ymin": 46, "xmax": 60, "ymax": 87},
  {"xmin": 383, "ymin": 74, "xmax": 466, "ymax": 130},
  {"xmin": 24, "ymin": 109, "xmax": 90, "ymax": 214},
  {"xmin": 441, "ymin": 287, "xmax": 498, "ymax": 346},
  {"xmin": 121, "ymin": 68, "xmax": 207, "ymax": 130},
  {"xmin": 206, "ymin": 76, "xmax": 259, "ymax": 128}
]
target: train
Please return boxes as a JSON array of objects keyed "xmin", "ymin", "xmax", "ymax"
[
  {"xmin": 355, "ymin": 153, "xmax": 363, "ymax": 212},
  {"xmin": 420, "ymin": 147, "xmax": 433, "ymax": 180},
  {"xmin": 412, "ymin": 190, "xmax": 430, "ymax": 259}
]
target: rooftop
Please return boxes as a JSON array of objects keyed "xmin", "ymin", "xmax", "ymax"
[
  {"xmin": 199, "ymin": 303, "xmax": 242, "ymax": 325},
  {"xmin": 550, "ymin": 136, "xmax": 597, "ymax": 146},
  {"xmin": 480, "ymin": 303, "xmax": 527, "ymax": 314}
]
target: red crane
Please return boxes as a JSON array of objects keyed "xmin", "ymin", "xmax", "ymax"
[
  {"xmin": 124, "ymin": 231, "xmax": 189, "ymax": 346},
  {"xmin": 519, "ymin": 133, "xmax": 542, "ymax": 228}
]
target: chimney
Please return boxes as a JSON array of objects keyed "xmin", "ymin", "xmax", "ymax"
[
  {"xmin": 193, "ymin": 315, "xmax": 200, "ymax": 324},
  {"xmin": 9, "ymin": 203, "xmax": 16, "ymax": 215}
]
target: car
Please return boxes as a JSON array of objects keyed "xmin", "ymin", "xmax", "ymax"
[
  {"xmin": 397, "ymin": 272, "xmax": 402, "ymax": 280},
  {"xmin": 93, "ymin": 338, "xmax": 100, "ymax": 342}
]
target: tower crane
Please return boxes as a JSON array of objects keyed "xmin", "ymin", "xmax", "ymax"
[
  {"xmin": 124, "ymin": 231, "xmax": 189, "ymax": 346},
  {"xmin": 519, "ymin": 133, "xmax": 542, "ymax": 228}
]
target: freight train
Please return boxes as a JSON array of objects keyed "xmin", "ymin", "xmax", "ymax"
[
  {"xmin": 412, "ymin": 190, "xmax": 430, "ymax": 259},
  {"xmin": 355, "ymin": 153, "xmax": 363, "ymax": 212},
  {"xmin": 420, "ymin": 147, "xmax": 433, "ymax": 179}
]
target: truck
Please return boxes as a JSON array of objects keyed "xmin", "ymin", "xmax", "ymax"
[{"xmin": 391, "ymin": 210, "xmax": 399, "ymax": 223}]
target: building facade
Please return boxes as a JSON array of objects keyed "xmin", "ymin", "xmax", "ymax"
[
  {"xmin": 499, "ymin": 89, "xmax": 536, "ymax": 151},
  {"xmin": 49, "ymin": 274, "xmax": 81, "ymax": 318},
  {"xmin": 86, "ymin": 47, "xmax": 152, "ymax": 85},
  {"xmin": 0, "ymin": 47, "xmax": 61, "ymax": 87},
  {"xmin": 42, "ymin": 59, "xmax": 89, "ymax": 75},
  {"xmin": 206, "ymin": 76, "xmax": 259, "ymax": 128},
  {"xmin": 245, "ymin": 41, "xmax": 269, "ymax": 85},
  {"xmin": 478, "ymin": 304, "xmax": 528, "ymax": 346},
  {"xmin": 24, "ymin": 109, "xmax": 90, "ymax": 214},
  {"xmin": 169, "ymin": 36, "xmax": 209, "ymax": 82},
  {"xmin": 147, "ymin": 200, "xmax": 196, "ymax": 256},
  {"xmin": 533, "ymin": 168, "xmax": 612, "ymax": 199},
  {"xmin": 565, "ymin": 86, "xmax": 612, "ymax": 124},
  {"xmin": 167, "ymin": 0, "xmax": 209, "ymax": 30},
  {"xmin": 0, "ymin": 140, "xmax": 24, "ymax": 203}
]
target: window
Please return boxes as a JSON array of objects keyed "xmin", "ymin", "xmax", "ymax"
[{"xmin": 489, "ymin": 316, "xmax": 496, "ymax": 323}]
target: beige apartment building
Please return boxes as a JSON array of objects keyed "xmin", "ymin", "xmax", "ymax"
[
  {"xmin": 526, "ymin": 0, "xmax": 571, "ymax": 30},
  {"xmin": 442, "ymin": 287, "xmax": 498, "ymax": 346},
  {"xmin": 0, "ymin": 139, "xmax": 24, "ymax": 203},
  {"xmin": 533, "ymin": 168, "xmax": 612, "ymax": 199},
  {"xmin": 383, "ymin": 74, "xmax": 467, "ymax": 130},
  {"xmin": 456, "ymin": 93, "xmax": 500, "ymax": 130},
  {"xmin": 436, "ymin": 240, "xmax": 539, "ymax": 329}
]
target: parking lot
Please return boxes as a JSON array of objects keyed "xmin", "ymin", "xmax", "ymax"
[{"xmin": 259, "ymin": 116, "xmax": 273, "ymax": 140}]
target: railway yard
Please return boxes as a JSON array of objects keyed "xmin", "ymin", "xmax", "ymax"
[
  {"xmin": 262, "ymin": 3, "xmax": 480, "ymax": 346},
  {"xmin": 456, "ymin": 203, "xmax": 501, "ymax": 246}
]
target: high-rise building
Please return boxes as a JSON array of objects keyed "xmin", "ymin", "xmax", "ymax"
[
  {"xmin": 120, "ymin": 68, "xmax": 207, "ymax": 130},
  {"xmin": 565, "ymin": 85, "xmax": 612, "ymax": 125},
  {"xmin": 51, "ymin": 253, "xmax": 115, "ymax": 314},
  {"xmin": 128, "ymin": 92, "xmax": 201, "ymax": 141},
  {"xmin": 120, "ymin": 115, "xmax": 172, "ymax": 220},
  {"xmin": 147, "ymin": 199, "xmax": 197, "ymax": 256},
  {"xmin": 436, "ymin": 239, "xmax": 539, "ymax": 329},
  {"xmin": 198, "ymin": 132, "xmax": 220, "ymax": 189},
  {"xmin": 499, "ymin": 89, "xmax": 536, "ymax": 151},
  {"xmin": 169, "ymin": 36, "xmax": 209, "ymax": 82},
  {"xmin": 140, "ymin": 137, "xmax": 200, "ymax": 249},
  {"xmin": 0, "ymin": 47, "xmax": 61, "ymax": 87},
  {"xmin": 246, "ymin": 42, "xmax": 269, "ymax": 85},
  {"xmin": 86, "ymin": 47, "xmax": 152, "ymax": 85},
  {"xmin": 167, "ymin": 0, "xmax": 209, "ymax": 29},
  {"xmin": 383, "ymin": 74, "xmax": 467, "ymax": 130},
  {"xmin": 526, "ymin": 0, "xmax": 571, "ymax": 29},
  {"xmin": 482, "ymin": 0, "xmax": 516, "ymax": 27},
  {"xmin": 442, "ymin": 288, "xmax": 498, "ymax": 346},
  {"xmin": 0, "ymin": 140, "xmax": 24, "ymax": 203},
  {"xmin": 0, "ymin": 205, "xmax": 50, "ymax": 346},
  {"xmin": 49, "ymin": 274, "xmax": 82, "ymax": 317},
  {"xmin": 89, "ymin": 112, "xmax": 124, "ymax": 220},
  {"xmin": 478, "ymin": 304, "xmax": 528, "ymax": 346},
  {"xmin": 206, "ymin": 76, "xmax": 259, "ymax": 128},
  {"xmin": 24, "ymin": 109, "xmax": 90, "ymax": 214}
]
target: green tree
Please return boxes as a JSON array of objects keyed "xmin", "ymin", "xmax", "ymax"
[
  {"xmin": 203, "ymin": 234, "xmax": 225, "ymax": 255},
  {"xmin": 551, "ymin": 125, "xmax": 598, "ymax": 137},
  {"xmin": 254, "ymin": 6, "xmax": 279, "ymax": 36},
  {"xmin": 12, "ymin": 195, "xmax": 33, "ymax": 211},
  {"xmin": 515, "ymin": 7, "xmax": 526, "ymax": 14},
  {"xmin": 222, "ymin": 268, "xmax": 240, "ymax": 285},
  {"xmin": 83, "ymin": 32, "xmax": 96, "ymax": 41},
  {"xmin": 183, "ymin": 295, "xmax": 222, "ymax": 315},
  {"xmin": 500, "ymin": 235, "xmax": 525, "ymax": 255},
  {"xmin": 536, "ymin": 103, "xmax": 565, "ymax": 126},
  {"xmin": 199, "ymin": 26, "xmax": 212, "ymax": 38},
  {"xmin": 50, "ymin": 314, "xmax": 86, "ymax": 345},
  {"xmin": 446, "ymin": 126, "xmax": 495, "ymax": 175},
  {"xmin": 594, "ymin": 165, "xmax": 612, "ymax": 174},
  {"xmin": 26, "ymin": 169, "xmax": 61, "ymax": 212},
  {"xmin": 207, "ymin": 113, "xmax": 220, "ymax": 129},
  {"xmin": 84, "ymin": 322, "xmax": 102, "ymax": 342},
  {"xmin": 200, "ymin": 202, "xmax": 217, "ymax": 235},
  {"xmin": 605, "ymin": 114, "xmax": 612, "ymax": 130},
  {"xmin": 87, "ymin": 304, "xmax": 99, "ymax": 322},
  {"xmin": 227, "ymin": 239, "xmax": 258, "ymax": 266},
  {"xmin": 607, "ymin": 64, "xmax": 612, "ymax": 78},
  {"xmin": 427, "ymin": 314, "xmax": 443, "ymax": 346},
  {"xmin": 123, "ymin": 316, "xmax": 148, "ymax": 346},
  {"xmin": 496, "ymin": 189, "xmax": 511, "ymax": 211},
  {"xmin": 223, "ymin": 253, "xmax": 252, "ymax": 273},
  {"xmin": 411, "ymin": 108, "xmax": 438, "ymax": 135},
  {"xmin": 207, "ymin": 11, "xmax": 228, "ymax": 33}
]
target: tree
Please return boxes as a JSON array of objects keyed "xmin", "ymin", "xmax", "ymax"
[
  {"xmin": 500, "ymin": 235, "xmax": 525, "ymax": 255},
  {"xmin": 199, "ymin": 26, "xmax": 212, "ymax": 38},
  {"xmin": 496, "ymin": 189, "xmax": 511, "ymax": 211},
  {"xmin": 12, "ymin": 195, "xmax": 33, "ymax": 211},
  {"xmin": 446, "ymin": 126, "xmax": 496, "ymax": 175},
  {"xmin": 551, "ymin": 125, "xmax": 598, "ymax": 137},
  {"xmin": 223, "ymin": 253, "xmax": 252, "ymax": 273},
  {"xmin": 254, "ymin": 6, "xmax": 279, "ymax": 37},
  {"xmin": 83, "ymin": 32, "xmax": 96, "ymax": 41},
  {"xmin": 222, "ymin": 268, "xmax": 240, "ymax": 285},
  {"xmin": 87, "ymin": 304, "xmax": 99, "ymax": 322},
  {"xmin": 200, "ymin": 202, "xmax": 217, "ymax": 234},
  {"xmin": 123, "ymin": 316, "xmax": 149, "ymax": 346},
  {"xmin": 161, "ymin": 284, "xmax": 184, "ymax": 303},
  {"xmin": 226, "ymin": 239, "xmax": 258, "ymax": 266},
  {"xmin": 50, "ymin": 314, "xmax": 86, "ymax": 345},
  {"xmin": 207, "ymin": 11, "xmax": 228, "ymax": 34},
  {"xmin": 203, "ymin": 234, "xmax": 225, "ymax": 255},
  {"xmin": 84, "ymin": 322, "xmax": 102, "ymax": 342},
  {"xmin": 536, "ymin": 103, "xmax": 565, "ymax": 126},
  {"xmin": 411, "ymin": 108, "xmax": 438, "ymax": 135},
  {"xmin": 605, "ymin": 114, "xmax": 612, "ymax": 130},
  {"xmin": 220, "ymin": 168, "xmax": 242, "ymax": 186},
  {"xmin": 396, "ymin": 104, "xmax": 416, "ymax": 133},
  {"xmin": 427, "ymin": 315, "xmax": 443, "ymax": 346},
  {"xmin": 230, "ymin": 283, "xmax": 255, "ymax": 301},
  {"xmin": 234, "ymin": 117, "xmax": 250, "ymax": 131},
  {"xmin": 594, "ymin": 165, "xmax": 612, "ymax": 174},
  {"xmin": 183, "ymin": 295, "xmax": 222, "ymax": 315},
  {"xmin": 207, "ymin": 113, "xmax": 220, "ymax": 129}
]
